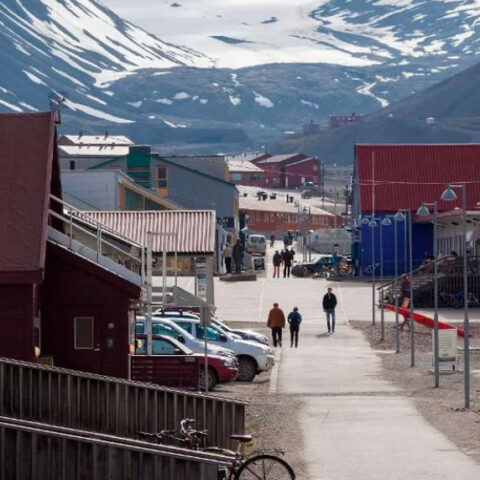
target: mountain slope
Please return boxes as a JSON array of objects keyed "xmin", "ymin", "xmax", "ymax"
[
  {"xmin": 272, "ymin": 60, "xmax": 480, "ymax": 164},
  {"xmin": 0, "ymin": 0, "xmax": 210, "ymax": 119}
]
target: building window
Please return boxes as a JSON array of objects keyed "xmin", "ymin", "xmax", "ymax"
[
  {"xmin": 231, "ymin": 173, "xmax": 243, "ymax": 181},
  {"xmin": 74, "ymin": 317, "xmax": 94, "ymax": 349},
  {"xmin": 157, "ymin": 166, "xmax": 168, "ymax": 188},
  {"xmin": 250, "ymin": 173, "xmax": 261, "ymax": 181}
]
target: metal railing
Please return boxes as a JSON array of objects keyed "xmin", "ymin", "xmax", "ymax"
[
  {"xmin": 48, "ymin": 194, "xmax": 145, "ymax": 279},
  {"xmin": 0, "ymin": 357, "xmax": 245, "ymax": 450},
  {"xmin": 0, "ymin": 416, "xmax": 233, "ymax": 480},
  {"xmin": 379, "ymin": 256, "xmax": 480, "ymax": 308}
]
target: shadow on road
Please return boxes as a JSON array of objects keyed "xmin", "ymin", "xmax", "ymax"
[{"xmin": 315, "ymin": 333, "xmax": 332, "ymax": 339}]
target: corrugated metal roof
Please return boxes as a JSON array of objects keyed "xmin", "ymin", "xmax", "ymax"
[
  {"xmin": 0, "ymin": 112, "xmax": 57, "ymax": 279},
  {"xmin": 355, "ymin": 144, "xmax": 480, "ymax": 213},
  {"xmin": 258, "ymin": 154, "xmax": 299, "ymax": 164},
  {"xmin": 81, "ymin": 211, "xmax": 216, "ymax": 253}
]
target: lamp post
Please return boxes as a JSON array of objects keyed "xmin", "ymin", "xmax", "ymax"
[
  {"xmin": 361, "ymin": 215, "xmax": 378, "ymax": 325},
  {"xmin": 393, "ymin": 211, "xmax": 407, "ymax": 353},
  {"xmin": 380, "ymin": 216, "xmax": 392, "ymax": 341},
  {"xmin": 417, "ymin": 201, "xmax": 439, "ymax": 387},
  {"xmin": 441, "ymin": 184, "xmax": 470, "ymax": 408},
  {"xmin": 407, "ymin": 210, "xmax": 415, "ymax": 368}
]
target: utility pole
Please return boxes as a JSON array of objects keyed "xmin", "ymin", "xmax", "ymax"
[{"xmin": 333, "ymin": 163, "xmax": 338, "ymax": 228}]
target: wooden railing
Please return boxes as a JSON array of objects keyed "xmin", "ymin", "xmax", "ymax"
[
  {"xmin": 0, "ymin": 357, "xmax": 245, "ymax": 449},
  {"xmin": 0, "ymin": 416, "xmax": 233, "ymax": 480}
]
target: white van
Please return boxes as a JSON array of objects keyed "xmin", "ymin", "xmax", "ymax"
[{"xmin": 245, "ymin": 234, "xmax": 266, "ymax": 256}]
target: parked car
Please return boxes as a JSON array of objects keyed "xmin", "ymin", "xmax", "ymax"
[
  {"xmin": 135, "ymin": 334, "xmax": 238, "ymax": 390},
  {"xmin": 169, "ymin": 317, "xmax": 274, "ymax": 382},
  {"xmin": 245, "ymin": 234, "xmax": 266, "ymax": 256},
  {"xmin": 211, "ymin": 317, "xmax": 269, "ymax": 346},
  {"xmin": 292, "ymin": 255, "xmax": 341, "ymax": 277},
  {"xmin": 136, "ymin": 316, "xmax": 237, "ymax": 360},
  {"xmin": 153, "ymin": 309, "xmax": 268, "ymax": 346}
]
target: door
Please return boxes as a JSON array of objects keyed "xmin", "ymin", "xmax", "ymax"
[{"xmin": 65, "ymin": 307, "xmax": 102, "ymax": 374}]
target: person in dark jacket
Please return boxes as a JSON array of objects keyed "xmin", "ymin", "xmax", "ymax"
[
  {"xmin": 232, "ymin": 239, "xmax": 244, "ymax": 274},
  {"xmin": 272, "ymin": 250, "xmax": 282, "ymax": 278},
  {"xmin": 322, "ymin": 287, "xmax": 337, "ymax": 333},
  {"xmin": 287, "ymin": 307, "xmax": 302, "ymax": 347},
  {"xmin": 283, "ymin": 249, "xmax": 293, "ymax": 278}
]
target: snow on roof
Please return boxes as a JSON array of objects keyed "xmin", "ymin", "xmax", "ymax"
[
  {"xmin": 227, "ymin": 159, "xmax": 263, "ymax": 172},
  {"xmin": 239, "ymin": 194, "xmax": 332, "ymax": 216},
  {"xmin": 61, "ymin": 135, "xmax": 133, "ymax": 146},
  {"xmin": 58, "ymin": 145, "xmax": 130, "ymax": 157}
]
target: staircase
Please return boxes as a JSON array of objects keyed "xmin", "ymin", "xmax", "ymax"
[
  {"xmin": 379, "ymin": 256, "xmax": 471, "ymax": 308},
  {"xmin": 47, "ymin": 194, "xmax": 143, "ymax": 286}
]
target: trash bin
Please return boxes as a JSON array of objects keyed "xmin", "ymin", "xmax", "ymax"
[{"xmin": 253, "ymin": 257, "xmax": 265, "ymax": 271}]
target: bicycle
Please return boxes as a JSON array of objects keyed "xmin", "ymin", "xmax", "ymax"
[{"xmin": 141, "ymin": 419, "xmax": 296, "ymax": 479}]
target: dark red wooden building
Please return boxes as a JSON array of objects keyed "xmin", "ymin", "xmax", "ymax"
[{"xmin": 0, "ymin": 112, "xmax": 141, "ymax": 378}]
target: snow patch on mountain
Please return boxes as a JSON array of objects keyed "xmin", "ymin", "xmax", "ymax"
[{"xmin": 254, "ymin": 92, "xmax": 274, "ymax": 108}]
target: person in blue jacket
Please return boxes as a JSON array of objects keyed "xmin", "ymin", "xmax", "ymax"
[{"xmin": 287, "ymin": 307, "xmax": 302, "ymax": 348}]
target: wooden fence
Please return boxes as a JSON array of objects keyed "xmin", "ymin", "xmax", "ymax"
[
  {"xmin": 0, "ymin": 357, "xmax": 245, "ymax": 449},
  {"xmin": 0, "ymin": 416, "xmax": 233, "ymax": 480}
]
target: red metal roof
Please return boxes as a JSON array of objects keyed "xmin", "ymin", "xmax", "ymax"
[
  {"xmin": 0, "ymin": 112, "xmax": 57, "ymax": 282},
  {"xmin": 81, "ymin": 211, "xmax": 216, "ymax": 253},
  {"xmin": 355, "ymin": 144, "xmax": 480, "ymax": 213}
]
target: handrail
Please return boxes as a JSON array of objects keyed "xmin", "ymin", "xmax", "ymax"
[
  {"xmin": 0, "ymin": 416, "xmax": 235, "ymax": 465},
  {"xmin": 49, "ymin": 208, "xmax": 141, "ymax": 265},
  {"xmin": 50, "ymin": 194, "xmax": 143, "ymax": 249},
  {"xmin": 377, "ymin": 255, "xmax": 452, "ymax": 291}
]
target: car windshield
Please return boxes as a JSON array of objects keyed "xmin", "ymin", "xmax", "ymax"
[
  {"xmin": 212, "ymin": 318, "xmax": 232, "ymax": 332},
  {"xmin": 249, "ymin": 236, "xmax": 265, "ymax": 244},
  {"xmin": 136, "ymin": 335, "xmax": 193, "ymax": 355},
  {"xmin": 151, "ymin": 317, "xmax": 198, "ymax": 341}
]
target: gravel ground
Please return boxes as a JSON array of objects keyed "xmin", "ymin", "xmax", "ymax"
[
  {"xmin": 351, "ymin": 320, "xmax": 480, "ymax": 463},
  {"xmin": 215, "ymin": 323, "xmax": 307, "ymax": 479}
]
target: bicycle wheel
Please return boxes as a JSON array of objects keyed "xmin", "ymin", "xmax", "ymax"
[{"xmin": 235, "ymin": 454, "xmax": 295, "ymax": 480}]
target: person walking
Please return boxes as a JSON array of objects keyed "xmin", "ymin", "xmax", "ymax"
[
  {"xmin": 322, "ymin": 287, "xmax": 337, "ymax": 333},
  {"xmin": 270, "ymin": 233, "xmax": 275, "ymax": 247},
  {"xmin": 223, "ymin": 243, "xmax": 233, "ymax": 274},
  {"xmin": 287, "ymin": 307, "xmax": 302, "ymax": 347},
  {"xmin": 267, "ymin": 303, "xmax": 285, "ymax": 347},
  {"xmin": 272, "ymin": 250, "xmax": 282, "ymax": 278},
  {"xmin": 283, "ymin": 248, "xmax": 293, "ymax": 278},
  {"xmin": 232, "ymin": 239, "xmax": 244, "ymax": 274}
]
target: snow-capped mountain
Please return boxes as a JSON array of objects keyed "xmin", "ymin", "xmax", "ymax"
[
  {"xmin": 105, "ymin": 0, "xmax": 480, "ymax": 69},
  {"xmin": 2, "ymin": 0, "xmax": 480, "ymax": 152},
  {"xmin": 0, "ymin": 0, "xmax": 210, "ymax": 120}
]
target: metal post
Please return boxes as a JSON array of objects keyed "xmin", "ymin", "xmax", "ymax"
[
  {"xmin": 162, "ymin": 247, "xmax": 167, "ymax": 306},
  {"xmin": 462, "ymin": 185, "xmax": 470, "ymax": 408},
  {"xmin": 409, "ymin": 211, "xmax": 415, "ymax": 367},
  {"xmin": 380, "ymin": 220, "xmax": 384, "ymax": 340},
  {"xmin": 404, "ymin": 218, "xmax": 407, "ymax": 275},
  {"xmin": 372, "ymin": 223, "xmax": 376, "ymax": 325},
  {"xmin": 433, "ymin": 202, "xmax": 439, "ymax": 387},
  {"xmin": 200, "ymin": 306, "xmax": 209, "ymax": 394},
  {"xmin": 394, "ymin": 218, "xmax": 400, "ymax": 353},
  {"xmin": 146, "ymin": 233, "xmax": 153, "ymax": 356},
  {"xmin": 69, "ymin": 214, "xmax": 73, "ymax": 249}
]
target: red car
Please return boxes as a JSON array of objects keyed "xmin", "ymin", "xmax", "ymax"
[{"xmin": 135, "ymin": 334, "xmax": 238, "ymax": 390}]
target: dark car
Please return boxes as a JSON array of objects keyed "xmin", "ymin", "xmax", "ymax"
[{"xmin": 292, "ymin": 255, "xmax": 342, "ymax": 278}]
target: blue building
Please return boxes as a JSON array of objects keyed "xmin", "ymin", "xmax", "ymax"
[{"xmin": 351, "ymin": 144, "xmax": 480, "ymax": 277}]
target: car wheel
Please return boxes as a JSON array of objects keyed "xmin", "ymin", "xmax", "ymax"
[
  {"xmin": 200, "ymin": 367, "xmax": 217, "ymax": 390},
  {"xmin": 237, "ymin": 357, "xmax": 257, "ymax": 382},
  {"xmin": 302, "ymin": 267, "xmax": 309, "ymax": 277}
]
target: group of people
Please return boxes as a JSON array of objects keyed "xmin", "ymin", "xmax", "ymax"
[
  {"xmin": 272, "ymin": 248, "xmax": 296, "ymax": 278},
  {"xmin": 222, "ymin": 240, "xmax": 244, "ymax": 274},
  {"xmin": 266, "ymin": 287, "xmax": 338, "ymax": 347}
]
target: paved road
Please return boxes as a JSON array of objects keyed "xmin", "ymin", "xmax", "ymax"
[{"xmin": 215, "ymin": 242, "xmax": 480, "ymax": 480}]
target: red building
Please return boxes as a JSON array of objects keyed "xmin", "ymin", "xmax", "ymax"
[
  {"xmin": 239, "ymin": 194, "xmax": 335, "ymax": 234},
  {"xmin": 0, "ymin": 112, "xmax": 141, "ymax": 378},
  {"xmin": 251, "ymin": 153, "xmax": 321, "ymax": 189},
  {"xmin": 227, "ymin": 159, "xmax": 264, "ymax": 186}
]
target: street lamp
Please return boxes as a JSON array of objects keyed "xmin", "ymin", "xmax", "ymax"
[
  {"xmin": 393, "ymin": 211, "xmax": 406, "ymax": 353},
  {"xmin": 441, "ymin": 184, "xmax": 470, "ymax": 408},
  {"xmin": 361, "ymin": 215, "xmax": 378, "ymax": 325},
  {"xmin": 379, "ymin": 216, "xmax": 392, "ymax": 340},
  {"xmin": 416, "ymin": 201, "xmax": 439, "ymax": 387}
]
